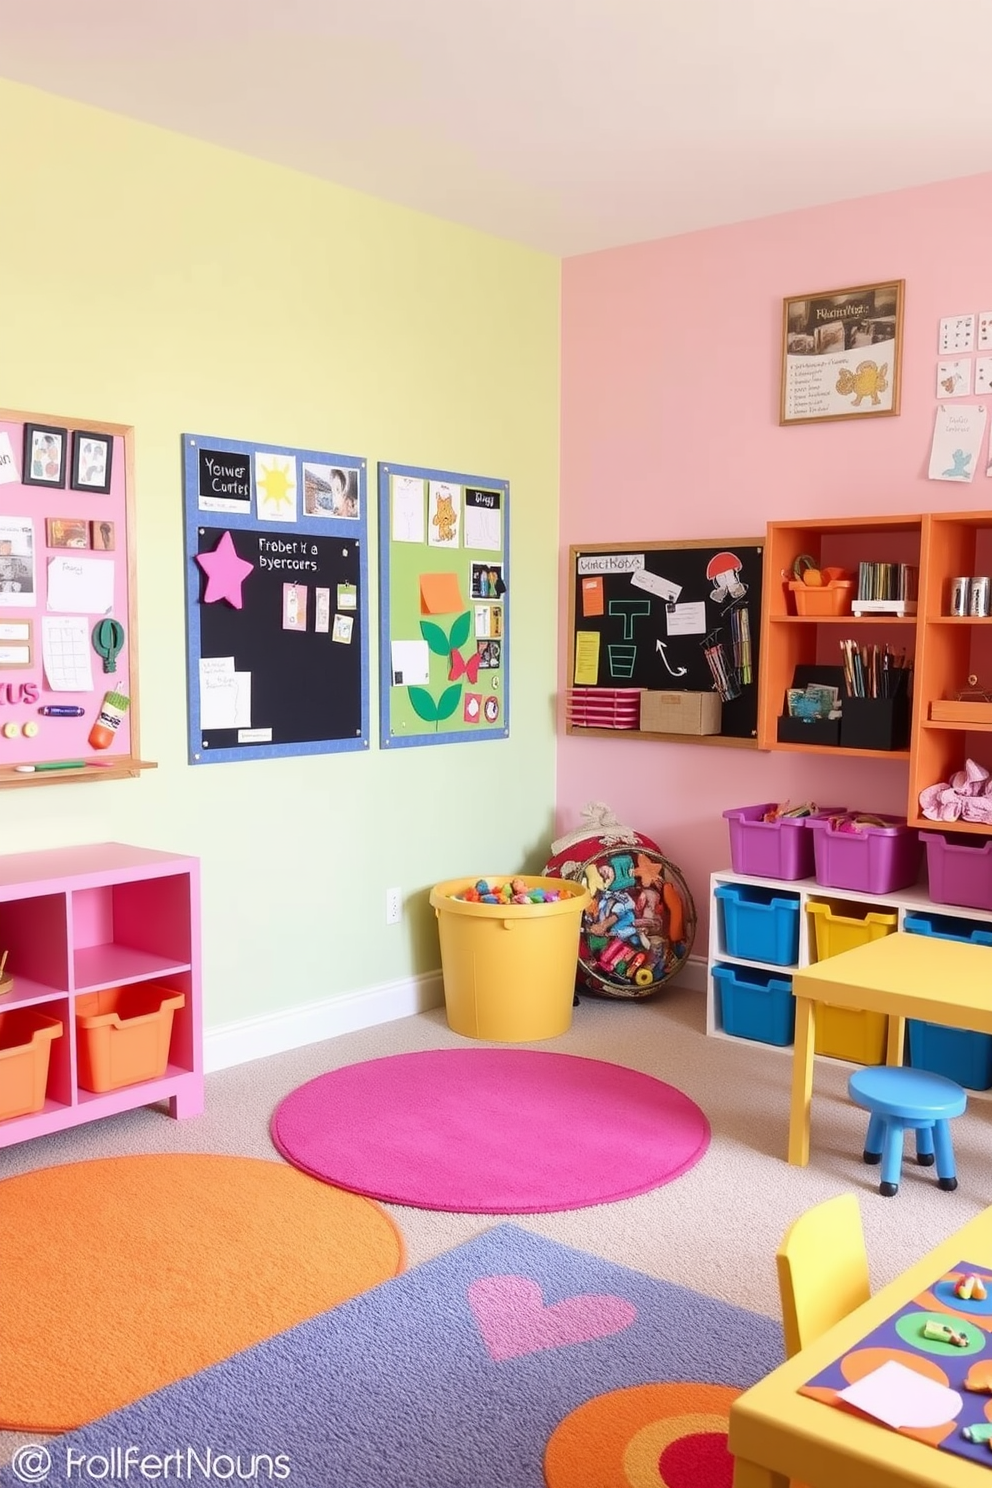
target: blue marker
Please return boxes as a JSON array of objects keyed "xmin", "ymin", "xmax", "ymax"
[{"xmin": 38, "ymin": 706, "xmax": 86, "ymax": 717}]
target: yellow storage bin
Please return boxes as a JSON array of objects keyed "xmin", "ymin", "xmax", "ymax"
[
  {"xmin": 430, "ymin": 875, "xmax": 591, "ymax": 1042},
  {"xmin": 807, "ymin": 899, "xmax": 898, "ymax": 961},
  {"xmin": 807, "ymin": 900, "xmax": 896, "ymax": 1063}
]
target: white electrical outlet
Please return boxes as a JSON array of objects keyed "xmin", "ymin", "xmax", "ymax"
[{"xmin": 386, "ymin": 886, "xmax": 402, "ymax": 924}]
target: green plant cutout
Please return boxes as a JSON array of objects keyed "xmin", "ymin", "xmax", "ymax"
[{"xmin": 410, "ymin": 611, "xmax": 473, "ymax": 729}]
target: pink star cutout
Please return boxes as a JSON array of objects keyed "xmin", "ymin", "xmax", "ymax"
[{"xmin": 196, "ymin": 531, "xmax": 254, "ymax": 609}]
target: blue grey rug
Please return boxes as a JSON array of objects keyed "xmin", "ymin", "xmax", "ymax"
[{"xmin": 2, "ymin": 1224, "xmax": 783, "ymax": 1488}]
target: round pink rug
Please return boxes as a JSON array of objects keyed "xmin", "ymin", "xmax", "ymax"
[{"xmin": 271, "ymin": 1049, "xmax": 710, "ymax": 1213}]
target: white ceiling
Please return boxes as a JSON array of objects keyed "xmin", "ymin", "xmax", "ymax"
[{"xmin": 2, "ymin": 0, "xmax": 991, "ymax": 256}]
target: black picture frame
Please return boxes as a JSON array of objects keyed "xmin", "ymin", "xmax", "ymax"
[
  {"xmin": 70, "ymin": 429, "xmax": 113, "ymax": 494},
  {"xmin": 22, "ymin": 422, "xmax": 68, "ymax": 488}
]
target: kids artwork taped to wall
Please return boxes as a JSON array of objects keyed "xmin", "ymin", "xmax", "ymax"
[
  {"xmin": 182, "ymin": 432, "xmax": 371, "ymax": 765},
  {"xmin": 378, "ymin": 461, "xmax": 509, "ymax": 748},
  {"xmin": 780, "ymin": 278, "xmax": 904, "ymax": 425}
]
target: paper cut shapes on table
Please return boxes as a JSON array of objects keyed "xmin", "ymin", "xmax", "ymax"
[
  {"xmin": 838, "ymin": 1360, "xmax": 962, "ymax": 1430},
  {"xmin": 196, "ymin": 531, "xmax": 255, "ymax": 609}
]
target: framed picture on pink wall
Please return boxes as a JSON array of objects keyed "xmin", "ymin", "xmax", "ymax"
[
  {"xmin": 780, "ymin": 279, "xmax": 904, "ymax": 425},
  {"xmin": 70, "ymin": 429, "xmax": 113, "ymax": 493}
]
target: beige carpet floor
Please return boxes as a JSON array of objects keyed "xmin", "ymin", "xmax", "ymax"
[{"xmin": 1, "ymin": 976, "xmax": 987, "ymax": 1464}]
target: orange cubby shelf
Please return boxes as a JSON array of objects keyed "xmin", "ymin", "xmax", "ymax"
[
  {"xmin": 758, "ymin": 513, "xmax": 922, "ymax": 757},
  {"xmin": 908, "ymin": 510, "xmax": 992, "ymax": 834}
]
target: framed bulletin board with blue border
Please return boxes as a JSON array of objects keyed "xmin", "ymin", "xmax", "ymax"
[
  {"xmin": 378, "ymin": 461, "xmax": 509, "ymax": 748},
  {"xmin": 182, "ymin": 432, "xmax": 370, "ymax": 765}
]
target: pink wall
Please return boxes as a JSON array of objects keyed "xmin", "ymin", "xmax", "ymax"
[{"xmin": 558, "ymin": 170, "xmax": 992, "ymax": 940}]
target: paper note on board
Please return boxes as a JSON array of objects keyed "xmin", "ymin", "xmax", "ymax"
[
  {"xmin": 47, "ymin": 555, "xmax": 115, "ymax": 615},
  {"xmin": 581, "ymin": 576, "xmax": 604, "ymax": 616},
  {"xmin": 463, "ymin": 488, "xmax": 502, "ymax": 551},
  {"xmin": 420, "ymin": 572, "xmax": 463, "ymax": 615},
  {"xmin": 837, "ymin": 1361, "xmax": 962, "ymax": 1430},
  {"xmin": 392, "ymin": 475, "xmax": 426, "ymax": 543},
  {"xmin": 41, "ymin": 615, "xmax": 94, "ymax": 691},
  {"xmin": 630, "ymin": 568, "xmax": 682, "ymax": 604},
  {"xmin": 199, "ymin": 656, "xmax": 252, "ymax": 729},
  {"xmin": 391, "ymin": 639, "xmax": 430, "ymax": 686},
  {"xmin": 667, "ymin": 601, "xmax": 707, "ymax": 636},
  {"xmin": 929, "ymin": 403, "xmax": 987, "ymax": 482},
  {"xmin": 0, "ymin": 432, "xmax": 18, "ymax": 485},
  {"xmin": 574, "ymin": 630, "xmax": 601, "ymax": 685}
]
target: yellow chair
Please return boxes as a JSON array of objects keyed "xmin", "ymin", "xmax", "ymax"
[{"xmin": 776, "ymin": 1192, "xmax": 871, "ymax": 1357}]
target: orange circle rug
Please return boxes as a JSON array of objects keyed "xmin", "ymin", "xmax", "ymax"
[{"xmin": 0, "ymin": 1153, "xmax": 404, "ymax": 1432}]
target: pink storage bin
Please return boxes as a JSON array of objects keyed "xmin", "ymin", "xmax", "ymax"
[
  {"xmin": 723, "ymin": 804, "xmax": 846, "ymax": 881},
  {"xmin": 806, "ymin": 813, "xmax": 923, "ymax": 895},
  {"xmin": 920, "ymin": 831, "xmax": 992, "ymax": 913}
]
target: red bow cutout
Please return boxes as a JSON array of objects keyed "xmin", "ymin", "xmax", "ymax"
[{"xmin": 449, "ymin": 648, "xmax": 481, "ymax": 683}]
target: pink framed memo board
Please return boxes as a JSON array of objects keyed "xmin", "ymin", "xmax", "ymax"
[{"xmin": 0, "ymin": 408, "xmax": 153, "ymax": 788}]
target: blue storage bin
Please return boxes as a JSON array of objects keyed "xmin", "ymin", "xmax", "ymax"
[
  {"xmin": 907, "ymin": 1021, "xmax": 992, "ymax": 1092},
  {"xmin": 905, "ymin": 912, "xmax": 992, "ymax": 1089},
  {"xmin": 712, "ymin": 963, "xmax": 795, "ymax": 1047},
  {"xmin": 903, "ymin": 912, "xmax": 992, "ymax": 946},
  {"xmin": 714, "ymin": 883, "xmax": 800, "ymax": 966}
]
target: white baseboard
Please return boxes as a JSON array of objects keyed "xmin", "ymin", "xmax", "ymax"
[
  {"xmin": 204, "ymin": 970, "xmax": 445, "ymax": 1073},
  {"xmin": 673, "ymin": 953, "xmax": 707, "ymax": 993}
]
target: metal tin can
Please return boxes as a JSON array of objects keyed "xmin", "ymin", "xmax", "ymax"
[
  {"xmin": 969, "ymin": 576, "xmax": 991, "ymax": 617},
  {"xmin": 950, "ymin": 577, "xmax": 970, "ymax": 616}
]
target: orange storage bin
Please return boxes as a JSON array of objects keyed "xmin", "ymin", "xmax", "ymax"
[
  {"xmin": 788, "ymin": 580, "xmax": 854, "ymax": 616},
  {"xmin": 0, "ymin": 1007, "xmax": 63, "ymax": 1121},
  {"xmin": 75, "ymin": 984, "xmax": 185, "ymax": 1093}
]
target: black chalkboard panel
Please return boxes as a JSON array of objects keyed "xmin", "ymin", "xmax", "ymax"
[
  {"xmin": 568, "ymin": 539, "xmax": 764, "ymax": 741},
  {"xmin": 183, "ymin": 432, "xmax": 370, "ymax": 765}
]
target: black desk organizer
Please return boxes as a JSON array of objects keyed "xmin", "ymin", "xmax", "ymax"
[
  {"xmin": 776, "ymin": 665, "xmax": 844, "ymax": 747},
  {"xmin": 840, "ymin": 692, "xmax": 911, "ymax": 751}
]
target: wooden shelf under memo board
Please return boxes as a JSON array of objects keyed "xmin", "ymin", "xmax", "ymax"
[
  {"xmin": 182, "ymin": 432, "xmax": 371, "ymax": 764},
  {"xmin": 378, "ymin": 461, "xmax": 509, "ymax": 748},
  {"xmin": 0, "ymin": 408, "xmax": 155, "ymax": 789},
  {"xmin": 566, "ymin": 539, "xmax": 765, "ymax": 747}
]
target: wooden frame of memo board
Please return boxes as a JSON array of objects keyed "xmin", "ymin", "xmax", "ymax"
[
  {"xmin": 0, "ymin": 407, "xmax": 153, "ymax": 788},
  {"xmin": 566, "ymin": 538, "xmax": 765, "ymax": 749}
]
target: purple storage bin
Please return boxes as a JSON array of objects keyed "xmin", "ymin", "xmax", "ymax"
[
  {"xmin": 722, "ymin": 803, "xmax": 846, "ymax": 881},
  {"xmin": 806, "ymin": 813, "xmax": 923, "ymax": 895},
  {"xmin": 920, "ymin": 831, "xmax": 992, "ymax": 912}
]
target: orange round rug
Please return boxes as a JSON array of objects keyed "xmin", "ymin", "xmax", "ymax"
[{"xmin": 0, "ymin": 1153, "xmax": 404, "ymax": 1432}]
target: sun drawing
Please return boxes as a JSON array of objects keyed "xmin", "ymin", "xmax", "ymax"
[{"xmin": 257, "ymin": 457, "xmax": 296, "ymax": 513}]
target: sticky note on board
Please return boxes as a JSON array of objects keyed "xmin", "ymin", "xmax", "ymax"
[
  {"xmin": 420, "ymin": 572, "xmax": 463, "ymax": 615},
  {"xmin": 574, "ymin": 630, "xmax": 601, "ymax": 685},
  {"xmin": 581, "ymin": 576, "xmax": 604, "ymax": 617}
]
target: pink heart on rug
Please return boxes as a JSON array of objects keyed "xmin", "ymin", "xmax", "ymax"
[{"xmin": 467, "ymin": 1273, "xmax": 637, "ymax": 1361}]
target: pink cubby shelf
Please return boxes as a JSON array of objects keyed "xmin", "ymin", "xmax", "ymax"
[{"xmin": 0, "ymin": 842, "xmax": 202, "ymax": 1150}]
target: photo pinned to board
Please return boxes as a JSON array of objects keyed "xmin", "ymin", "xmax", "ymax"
[
  {"xmin": 428, "ymin": 481, "xmax": 461, "ymax": 547},
  {"xmin": 474, "ymin": 603, "xmax": 503, "ymax": 639},
  {"xmin": 470, "ymin": 562, "xmax": 504, "ymax": 600},
  {"xmin": 23, "ymin": 423, "xmax": 67, "ymax": 488},
  {"xmin": 0, "ymin": 516, "xmax": 36, "ymax": 605},
  {"xmin": 255, "ymin": 451, "xmax": 298, "ymax": 522},
  {"xmin": 282, "ymin": 583, "xmax": 307, "ymax": 631},
  {"xmin": 476, "ymin": 639, "xmax": 501, "ymax": 671},
  {"xmin": 332, "ymin": 614, "xmax": 354, "ymax": 644},
  {"xmin": 302, "ymin": 463, "xmax": 359, "ymax": 519},
  {"xmin": 70, "ymin": 430, "xmax": 113, "ymax": 494}
]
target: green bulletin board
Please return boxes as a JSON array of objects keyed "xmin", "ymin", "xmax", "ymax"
[{"xmin": 378, "ymin": 461, "xmax": 509, "ymax": 747}]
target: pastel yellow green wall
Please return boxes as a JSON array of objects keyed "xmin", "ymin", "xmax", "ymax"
[{"xmin": 0, "ymin": 80, "xmax": 560, "ymax": 1038}]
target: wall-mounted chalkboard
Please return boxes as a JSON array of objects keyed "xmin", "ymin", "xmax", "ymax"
[
  {"xmin": 567, "ymin": 538, "xmax": 764, "ymax": 744},
  {"xmin": 183, "ymin": 432, "xmax": 370, "ymax": 765},
  {"xmin": 378, "ymin": 460, "xmax": 509, "ymax": 748}
]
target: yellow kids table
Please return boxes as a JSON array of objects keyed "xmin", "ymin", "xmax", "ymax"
[
  {"xmin": 788, "ymin": 932, "xmax": 992, "ymax": 1167},
  {"xmin": 729, "ymin": 1202, "xmax": 992, "ymax": 1487}
]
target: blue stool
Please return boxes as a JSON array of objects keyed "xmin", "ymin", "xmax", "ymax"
[{"xmin": 848, "ymin": 1066, "xmax": 967, "ymax": 1198}]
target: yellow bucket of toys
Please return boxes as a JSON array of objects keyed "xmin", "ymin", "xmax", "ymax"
[{"xmin": 430, "ymin": 875, "xmax": 591, "ymax": 1042}]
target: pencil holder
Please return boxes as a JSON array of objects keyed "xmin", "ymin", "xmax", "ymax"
[{"xmin": 840, "ymin": 694, "xmax": 910, "ymax": 752}]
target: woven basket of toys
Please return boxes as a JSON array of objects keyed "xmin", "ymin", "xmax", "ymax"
[{"xmin": 544, "ymin": 802, "xmax": 696, "ymax": 1000}]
